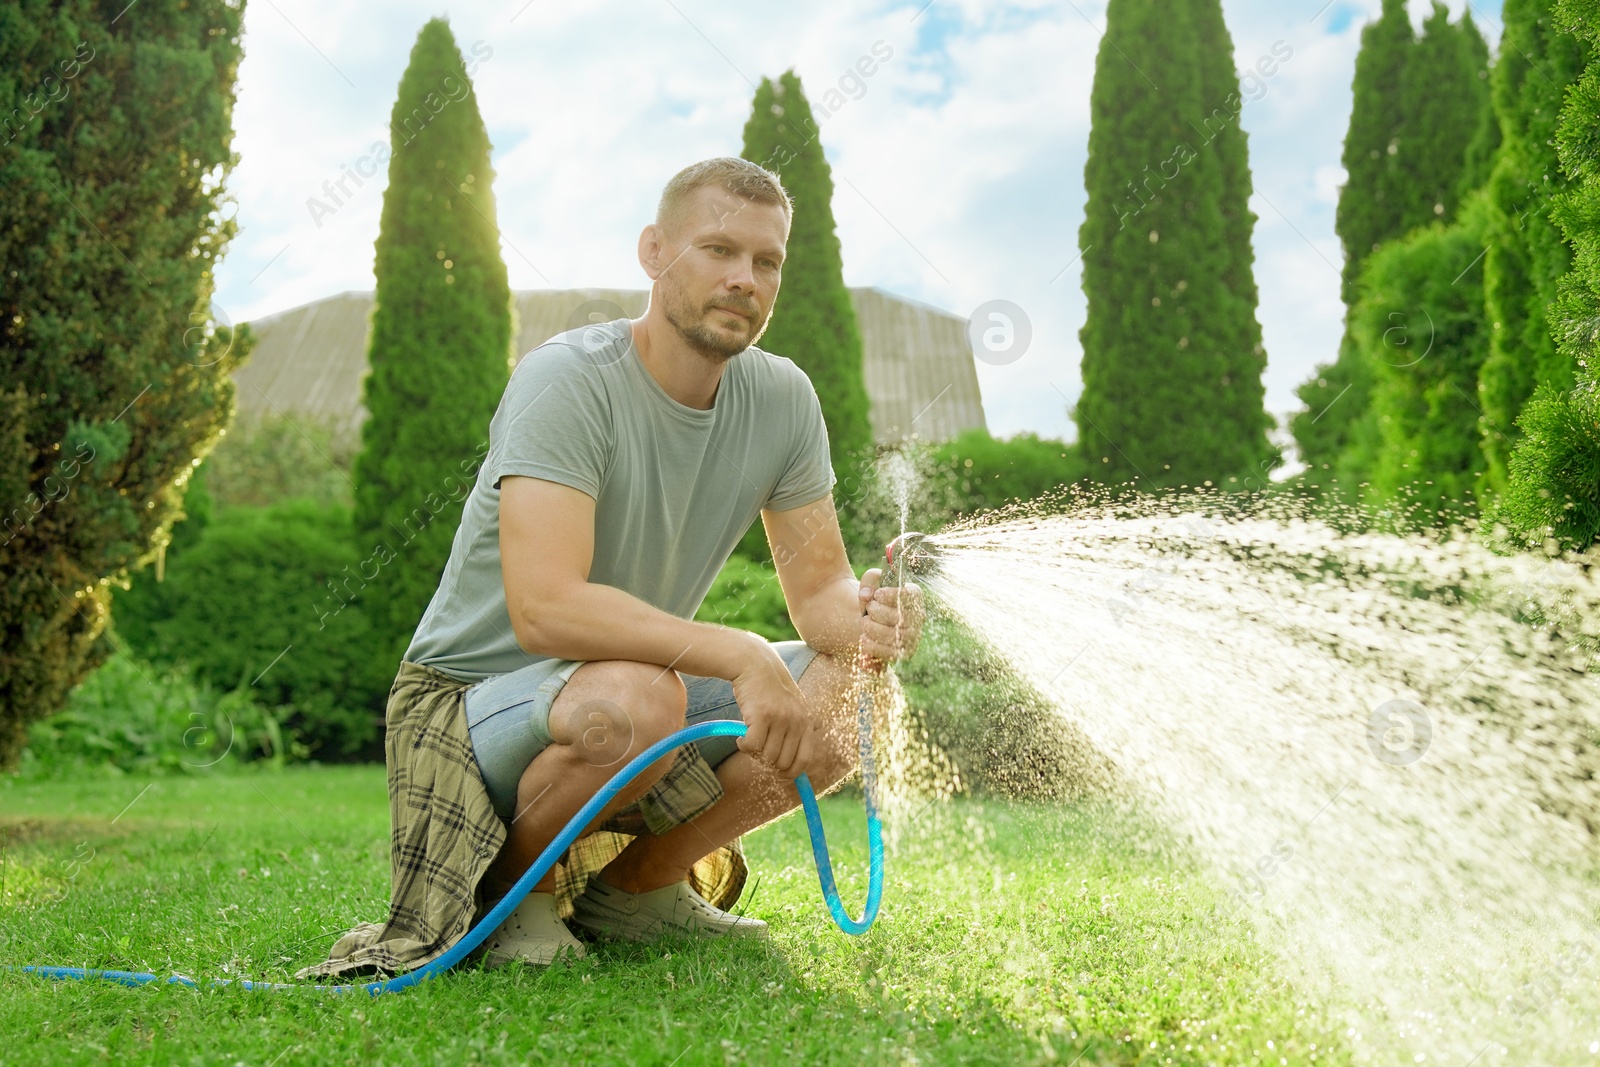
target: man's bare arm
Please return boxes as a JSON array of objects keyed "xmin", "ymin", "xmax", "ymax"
[
  {"xmin": 500, "ymin": 475, "xmax": 761, "ymax": 677},
  {"xmin": 762, "ymin": 494, "xmax": 862, "ymax": 657},
  {"xmin": 500, "ymin": 474, "xmax": 815, "ymax": 775},
  {"xmin": 763, "ymin": 494, "xmax": 923, "ymax": 667}
]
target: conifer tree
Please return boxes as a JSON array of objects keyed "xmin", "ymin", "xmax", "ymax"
[
  {"xmin": 1076, "ymin": 0, "xmax": 1275, "ymax": 489},
  {"xmin": 1335, "ymin": 0, "xmax": 1417, "ymax": 303},
  {"xmin": 738, "ymin": 71, "xmax": 874, "ymax": 559},
  {"xmin": 1478, "ymin": 0, "xmax": 1588, "ymax": 496},
  {"xmin": 739, "ymin": 72, "xmax": 873, "ymax": 482},
  {"xmin": 0, "ymin": 2, "xmax": 250, "ymax": 767},
  {"xmin": 1293, "ymin": 1, "xmax": 1494, "ymax": 490},
  {"xmin": 1400, "ymin": 5, "xmax": 1495, "ymax": 223},
  {"xmin": 1290, "ymin": 0, "xmax": 1411, "ymax": 488},
  {"xmin": 1496, "ymin": 0, "xmax": 1600, "ymax": 552},
  {"xmin": 1497, "ymin": 381, "xmax": 1600, "ymax": 550},
  {"xmin": 353, "ymin": 19, "xmax": 511, "ymax": 665}
]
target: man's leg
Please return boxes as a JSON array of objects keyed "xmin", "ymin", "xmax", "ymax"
[
  {"xmin": 593, "ymin": 649, "xmax": 862, "ymax": 894},
  {"xmin": 479, "ymin": 659, "xmax": 689, "ymax": 900}
]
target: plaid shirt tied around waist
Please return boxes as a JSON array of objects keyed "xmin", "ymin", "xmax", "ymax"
[{"xmin": 296, "ymin": 660, "xmax": 746, "ymax": 980}]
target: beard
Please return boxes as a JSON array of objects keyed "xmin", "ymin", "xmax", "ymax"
[{"xmin": 660, "ymin": 276, "xmax": 765, "ymax": 363}]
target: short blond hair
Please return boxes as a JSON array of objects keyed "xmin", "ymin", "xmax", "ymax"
[{"xmin": 656, "ymin": 157, "xmax": 793, "ymax": 239}]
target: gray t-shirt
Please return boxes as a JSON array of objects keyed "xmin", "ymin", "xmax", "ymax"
[{"xmin": 403, "ymin": 318, "xmax": 837, "ymax": 682}]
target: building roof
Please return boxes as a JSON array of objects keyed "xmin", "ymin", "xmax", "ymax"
[{"xmin": 235, "ymin": 287, "xmax": 987, "ymax": 447}]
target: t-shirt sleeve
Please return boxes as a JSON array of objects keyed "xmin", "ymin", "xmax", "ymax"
[
  {"xmin": 484, "ymin": 346, "xmax": 612, "ymax": 498},
  {"xmin": 765, "ymin": 369, "xmax": 837, "ymax": 511}
]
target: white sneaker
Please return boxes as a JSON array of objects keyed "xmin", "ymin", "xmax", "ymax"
[
  {"xmin": 570, "ymin": 878, "xmax": 769, "ymax": 942},
  {"xmin": 479, "ymin": 891, "xmax": 586, "ymax": 968}
]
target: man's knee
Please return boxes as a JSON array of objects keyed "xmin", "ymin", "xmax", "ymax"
[{"xmin": 550, "ymin": 661, "xmax": 687, "ymax": 771}]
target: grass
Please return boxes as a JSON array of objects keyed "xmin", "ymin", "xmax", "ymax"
[{"xmin": 0, "ymin": 766, "xmax": 1347, "ymax": 1066}]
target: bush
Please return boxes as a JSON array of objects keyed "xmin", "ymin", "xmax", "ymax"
[
  {"xmin": 1347, "ymin": 204, "xmax": 1492, "ymax": 522},
  {"xmin": 113, "ymin": 499, "xmax": 390, "ymax": 760},
  {"xmin": 931, "ymin": 429, "xmax": 1087, "ymax": 517},
  {"xmin": 1494, "ymin": 380, "xmax": 1600, "ymax": 551},
  {"xmin": 895, "ymin": 613, "xmax": 1108, "ymax": 799},
  {"xmin": 19, "ymin": 649, "xmax": 288, "ymax": 778},
  {"xmin": 202, "ymin": 410, "xmax": 356, "ymax": 512},
  {"xmin": 691, "ymin": 554, "xmax": 1099, "ymax": 796},
  {"xmin": 695, "ymin": 555, "xmax": 798, "ymax": 641}
]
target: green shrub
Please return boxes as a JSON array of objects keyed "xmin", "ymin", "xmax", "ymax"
[
  {"xmin": 931, "ymin": 429, "xmax": 1087, "ymax": 516},
  {"xmin": 19, "ymin": 649, "xmax": 287, "ymax": 778},
  {"xmin": 1348, "ymin": 200, "xmax": 1493, "ymax": 522},
  {"xmin": 895, "ymin": 613, "xmax": 1106, "ymax": 799},
  {"xmin": 1493, "ymin": 381, "xmax": 1600, "ymax": 551},
  {"xmin": 695, "ymin": 555, "xmax": 798, "ymax": 642},
  {"xmin": 202, "ymin": 410, "xmax": 356, "ymax": 512},
  {"xmin": 734, "ymin": 433, "xmax": 1082, "ymax": 573},
  {"xmin": 1492, "ymin": 0, "xmax": 1600, "ymax": 553},
  {"xmin": 114, "ymin": 499, "xmax": 390, "ymax": 760}
]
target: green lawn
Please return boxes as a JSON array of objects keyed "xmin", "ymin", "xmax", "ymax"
[{"xmin": 0, "ymin": 767, "xmax": 1344, "ymax": 1066}]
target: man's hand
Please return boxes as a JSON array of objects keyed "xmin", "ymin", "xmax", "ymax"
[
  {"xmin": 857, "ymin": 568, "xmax": 925, "ymax": 669},
  {"xmin": 732, "ymin": 641, "xmax": 819, "ymax": 779}
]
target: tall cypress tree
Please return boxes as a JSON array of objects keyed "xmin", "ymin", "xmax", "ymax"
[
  {"xmin": 1478, "ymin": 0, "xmax": 1588, "ymax": 497},
  {"xmin": 1496, "ymin": 0, "xmax": 1600, "ymax": 552},
  {"xmin": 1076, "ymin": 0, "xmax": 1275, "ymax": 489},
  {"xmin": 1293, "ymin": 1, "xmax": 1493, "ymax": 489},
  {"xmin": 1335, "ymin": 0, "xmax": 1418, "ymax": 304},
  {"xmin": 1400, "ymin": 5, "xmax": 1495, "ymax": 223},
  {"xmin": 354, "ymin": 19, "xmax": 511, "ymax": 665},
  {"xmin": 0, "ymin": 2, "xmax": 250, "ymax": 767},
  {"xmin": 1291, "ymin": 0, "xmax": 1411, "ymax": 487},
  {"xmin": 739, "ymin": 71, "xmax": 873, "ymax": 481},
  {"xmin": 739, "ymin": 71, "xmax": 873, "ymax": 560}
]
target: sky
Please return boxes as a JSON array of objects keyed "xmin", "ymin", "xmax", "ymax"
[{"xmin": 212, "ymin": 0, "xmax": 1507, "ymax": 446}]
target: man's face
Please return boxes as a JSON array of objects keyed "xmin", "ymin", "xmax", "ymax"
[{"xmin": 652, "ymin": 186, "xmax": 788, "ymax": 362}]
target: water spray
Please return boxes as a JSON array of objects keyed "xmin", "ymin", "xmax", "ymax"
[
  {"xmin": 884, "ymin": 530, "xmax": 939, "ymax": 580},
  {"xmin": 913, "ymin": 501, "xmax": 1600, "ymax": 1063},
  {"xmin": 12, "ymin": 540, "xmax": 913, "ymax": 995}
]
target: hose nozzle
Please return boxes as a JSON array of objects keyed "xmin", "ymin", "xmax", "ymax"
[{"xmin": 884, "ymin": 531, "xmax": 936, "ymax": 577}]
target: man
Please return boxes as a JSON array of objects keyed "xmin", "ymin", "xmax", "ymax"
[{"xmin": 297, "ymin": 157, "xmax": 923, "ymax": 980}]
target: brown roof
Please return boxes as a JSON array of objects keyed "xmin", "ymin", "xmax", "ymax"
[{"xmin": 235, "ymin": 287, "xmax": 987, "ymax": 447}]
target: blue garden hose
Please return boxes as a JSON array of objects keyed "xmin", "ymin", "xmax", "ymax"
[{"xmin": 14, "ymin": 702, "xmax": 884, "ymax": 995}]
